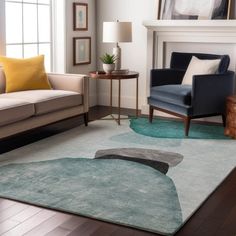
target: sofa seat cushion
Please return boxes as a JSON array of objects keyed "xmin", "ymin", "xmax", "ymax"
[
  {"xmin": 150, "ymin": 85, "xmax": 192, "ymax": 106},
  {"xmin": 0, "ymin": 99, "xmax": 35, "ymax": 126},
  {"xmin": 0, "ymin": 90, "xmax": 83, "ymax": 115}
]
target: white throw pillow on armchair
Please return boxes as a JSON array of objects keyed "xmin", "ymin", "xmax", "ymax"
[{"xmin": 182, "ymin": 56, "xmax": 221, "ymax": 85}]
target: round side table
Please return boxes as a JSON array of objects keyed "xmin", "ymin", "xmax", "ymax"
[
  {"xmin": 225, "ymin": 95, "xmax": 236, "ymax": 139},
  {"xmin": 89, "ymin": 71, "xmax": 139, "ymax": 125}
]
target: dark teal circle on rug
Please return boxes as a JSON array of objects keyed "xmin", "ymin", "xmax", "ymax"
[
  {"xmin": 130, "ymin": 117, "xmax": 229, "ymax": 139},
  {"xmin": 0, "ymin": 158, "xmax": 182, "ymax": 235}
]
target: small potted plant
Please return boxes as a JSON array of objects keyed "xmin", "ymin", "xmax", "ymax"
[{"xmin": 100, "ymin": 53, "xmax": 116, "ymax": 74}]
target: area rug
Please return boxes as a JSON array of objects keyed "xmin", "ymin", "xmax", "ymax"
[
  {"xmin": 0, "ymin": 158, "xmax": 182, "ymax": 235},
  {"xmin": 130, "ymin": 117, "xmax": 228, "ymax": 139},
  {"xmin": 0, "ymin": 117, "xmax": 236, "ymax": 235}
]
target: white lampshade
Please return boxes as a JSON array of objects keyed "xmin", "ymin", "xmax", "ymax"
[{"xmin": 103, "ymin": 22, "xmax": 132, "ymax": 43}]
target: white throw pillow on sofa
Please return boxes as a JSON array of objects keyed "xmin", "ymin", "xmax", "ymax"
[{"xmin": 182, "ymin": 56, "xmax": 221, "ymax": 85}]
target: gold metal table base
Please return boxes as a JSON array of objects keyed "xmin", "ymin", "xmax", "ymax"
[
  {"xmin": 100, "ymin": 114, "xmax": 132, "ymax": 125},
  {"xmin": 89, "ymin": 71, "xmax": 139, "ymax": 125}
]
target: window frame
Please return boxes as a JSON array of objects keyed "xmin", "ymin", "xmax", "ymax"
[{"xmin": 4, "ymin": 0, "xmax": 53, "ymax": 71}]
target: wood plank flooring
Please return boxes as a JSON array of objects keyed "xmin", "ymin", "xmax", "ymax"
[
  {"xmin": 0, "ymin": 106, "xmax": 236, "ymax": 236},
  {"xmin": 0, "ymin": 198, "xmax": 157, "ymax": 236}
]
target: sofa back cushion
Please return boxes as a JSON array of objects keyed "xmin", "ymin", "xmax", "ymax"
[
  {"xmin": 0, "ymin": 67, "xmax": 6, "ymax": 94},
  {"xmin": 170, "ymin": 52, "xmax": 230, "ymax": 74}
]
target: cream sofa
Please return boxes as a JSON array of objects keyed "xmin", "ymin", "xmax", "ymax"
[{"xmin": 0, "ymin": 68, "xmax": 89, "ymax": 139}]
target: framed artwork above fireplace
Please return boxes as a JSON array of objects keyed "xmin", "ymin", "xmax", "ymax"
[{"xmin": 158, "ymin": 0, "xmax": 231, "ymax": 20}]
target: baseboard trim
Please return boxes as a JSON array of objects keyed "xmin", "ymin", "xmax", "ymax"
[{"xmin": 97, "ymin": 93, "xmax": 146, "ymax": 110}]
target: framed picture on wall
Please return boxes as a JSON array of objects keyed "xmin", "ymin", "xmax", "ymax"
[
  {"xmin": 73, "ymin": 2, "xmax": 88, "ymax": 31},
  {"xmin": 159, "ymin": 0, "xmax": 231, "ymax": 20},
  {"xmin": 73, "ymin": 37, "xmax": 91, "ymax": 65},
  {"xmin": 157, "ymin": 0, "xmax": 162, "ymax": 19}
]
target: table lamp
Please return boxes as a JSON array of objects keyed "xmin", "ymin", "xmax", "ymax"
[{"xmin": 103, "ymin": 21, "xmax": 132, "ymax": 71}]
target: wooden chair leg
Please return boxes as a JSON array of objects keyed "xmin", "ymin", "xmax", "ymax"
[
  {"xmin": 222, "ymin": 114, "xmax": 226, "ymax": 127},
  {"xmin": 184, "ymin": 117, "xmax": 191, "ymax": 137},
  {"xmin": 149, "ymin": 106, "xmax": 154, "ymax": 123},
  {"xmin": 84, "ymin": 112, "xmax": 88, "ymax": 126}
]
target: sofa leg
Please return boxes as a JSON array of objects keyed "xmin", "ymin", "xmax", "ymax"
[
  {"xmin": 222, "ymin": 114, "xmax": 226, "ymax": 127},
  {"xmin": 149, "ymin": 106, "xmax": 154, "ymax": 123},
  {"xmin": 184, "ymin": 117, "xmax": 191, "ymax": 137},
  {"xmin": 84, "ymin": 112, "xmax": 88, "ymax": 126}
]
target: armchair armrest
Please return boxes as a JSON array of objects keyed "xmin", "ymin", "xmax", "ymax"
[
  {"xmin": 192, "ymin": 71, "xmax": 235, "ymax": 116},
  {"xmin": 151, "ymin": 69, "xmax": 185, "ymax": 87},
  {"xmin": 47, "ymin": 73, "xmax": 89, "ymax": 112}
]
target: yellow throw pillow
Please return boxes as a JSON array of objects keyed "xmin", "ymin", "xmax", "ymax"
[{"xmin": 0, "ymin": 55, "xmax": 51, "ymax": 93}]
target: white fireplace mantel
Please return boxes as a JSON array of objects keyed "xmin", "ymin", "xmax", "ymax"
[
  {"xmin": 143, "ymin": 20, "xmax": 236, "ymax": 32},
  {"xmin": 142, "ymin": 20, "xmax": 236, "ymax": 115},
  {"xmin": 143, "ymin": 20, "xmax": 236, "ymax": 68}
]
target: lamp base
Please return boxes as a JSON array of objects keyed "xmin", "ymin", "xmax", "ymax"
[{"xmin": 113, "ymin": 44, "xmax": 121, "ymax": 70}]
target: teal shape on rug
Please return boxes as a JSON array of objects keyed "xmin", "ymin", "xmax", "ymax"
[
  {"xmin": 0, "ymin": 158, "xmax": 182, "ymax": 235},
  {"xmin": 130, "ymin": 117, "xmax": 229, "ymax": 139}
]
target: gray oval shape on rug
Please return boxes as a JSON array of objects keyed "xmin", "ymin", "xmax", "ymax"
[
  {"xmin": 95, "ymin": 148, "xmax": 184, "ymax": 173},
  {"xmin": 95, "ymin": 154, "xmax": 169, "ymax": 174},
  {"xmin": 0, "ymin": 158, "xmax": 182, "ymax": 235}
]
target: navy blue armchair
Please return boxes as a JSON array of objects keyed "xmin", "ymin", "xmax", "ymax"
[{"xmin": 148, "ymin": 52, "xmax": 235, "ymax": 136}]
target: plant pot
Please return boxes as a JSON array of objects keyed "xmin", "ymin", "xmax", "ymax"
[{"xmin": 103, "ymin": 63, "xmax": 115, "ymax": 74}]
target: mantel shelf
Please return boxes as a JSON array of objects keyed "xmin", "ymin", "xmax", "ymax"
[{"xmin": 143, "ymin": 20, "xmax": 236, "ymax": 32}]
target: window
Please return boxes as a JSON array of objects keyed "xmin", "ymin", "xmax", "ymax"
[{"xmin": 5, "ymin": 0, "xmax": 52, "ymax": 71}]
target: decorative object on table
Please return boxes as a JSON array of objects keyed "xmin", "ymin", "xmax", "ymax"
[
  {"xmin": 73, "ymin": 37, "xmax": 91, "ymax": 65},
  {"xmin": 73, "ymin": 2, "xmax": 88, "ymax": 31},
  {"xmin": 148, "ymin": 52, "xmax": 235, "ymax": 136},
  {"xmin": 112, "ymin": 69, "xmax": 129, "ymax": 74},
  {"xmin": 100, "ymin": 53, "xmax": 116, "ymax": 74},
  {"xmin": 89, "ymin": 71, "xmax": 139, "ymax": 125},
  {"xmin": 159, "ymin": 0, "xmax": 231, "ymax": 20},
  {"xmin": 225, "ymin": 95, "xmax": 236, "ymax": 139},
  {"xmin": 103, "ymin": 21, "xmax": 132, "ymax": 71}
]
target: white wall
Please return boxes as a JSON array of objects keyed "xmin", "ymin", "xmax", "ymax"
[
  {"xmin": 0, "ymin": 0, "xmax": 5, "ymax": 56},
  {"xmin": 96, "ymin": 0, "xmax": 157, "ymax": 109},
  {"xmin": 65, "ymin": 0, "xmax": 97, "ymax": 107},
  {"xmin": 52, "ymin": 0, "xmax": 66, "ymax": 73}
]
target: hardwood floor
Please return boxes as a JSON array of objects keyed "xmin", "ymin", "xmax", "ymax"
[{"xmin": 0, "ymin": 106, "xmax": 236, "ymax": 236}]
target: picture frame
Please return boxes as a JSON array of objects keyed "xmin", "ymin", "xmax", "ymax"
[
  {"xmin": 230, "ymin": 0, "xmax": 236, "ymax": 18},
  {"xmin": 73, "ymin": 37, "xmax": 91, "ymax": 65},
  {"xmin": 157, "ymin": 0, "xmax": 162, "ymax": 19},
  {"xmin": 73, "ymin": 2, "xmax": 88, "ymax": 31},
  {"xmin": 159, "ymin": 0, "xmax": 231, "ymax": 20}
]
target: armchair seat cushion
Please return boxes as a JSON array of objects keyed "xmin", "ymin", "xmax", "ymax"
[
  {"xmin": 150, "ymin": 85, "xmax": 192, "ymax": 106},
  {"xmin": 0, "ymin": 90, "xmax": 82, "ymax": 115}
]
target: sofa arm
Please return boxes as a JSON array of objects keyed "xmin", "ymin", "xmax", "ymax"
[
  {"xmin": 47, "ymin": 73, "xmax": 89, "ymax": 112},
  {"xmin": 151, "ymin": 69, "xmax": 185, "ymax": 87},
  {"xmin": 192, "ymin": 71, "xmax": 235, "ymax": 115}
]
